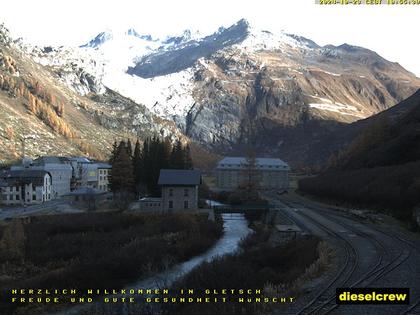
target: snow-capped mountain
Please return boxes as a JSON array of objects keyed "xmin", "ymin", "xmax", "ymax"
[
  {"xmin": 16, "ymin": 19, "xmax": 420, "ymax": 165},
  {"xmin": 0, "ymin": 24, "xmax": 186, "ymax": 163}
]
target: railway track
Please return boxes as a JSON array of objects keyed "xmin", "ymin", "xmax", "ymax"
[
  {"xmin": 273, "ymin": 199, "xmax": 361, "ymax": 315},
  {"xmin": 397, "ymin": 236, "xmax": 420, "ymax": 315},
  {"xmin": 289, "ymin": 200, "xmax": 420, "ymax": 315},
  {"xmin": 275, "ymin": 198, "xmax": 415, "ymax": 315}
]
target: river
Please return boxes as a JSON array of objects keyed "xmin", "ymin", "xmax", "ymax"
[
  {"xmin": 53, "ymin": 212, "xmax": 253, "ymax": 315},
  {"xmin": 130, "ymin": 213, "xmax": 253, "ymax": 288}
]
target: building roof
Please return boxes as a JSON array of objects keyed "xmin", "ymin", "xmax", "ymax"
[
  {"xmin": 33, "ymin": 156, "xmax": 70, "ymax": 165},
  {"xmin": 69, "ymin": 157, "xmax": 92, "ymax": 163},
  {"xmin": 0, "ymin": 169, "xmax": 50, "ymax": 186},
  {"xmin": 95, "ymin": 163, "xmax": 112, "ymax": 169},
  {"xmin": 216, "ymin": 157, "xmax": 290, "ymax": 171},
  {"xmin": 158, "ymin": 169, "xmax": 201, "ymax": 186}
]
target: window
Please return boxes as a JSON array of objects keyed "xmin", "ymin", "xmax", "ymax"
[
  {"xmin": 32, "ymin": 195, "xmax": 36, "ymax": 201},
  {"xmin": 184, "ymin": 188, "xmax": 189, "ymax": 197},
  {"xmin": 16, "ymin": 194, "xmax": 20, "ymax": 200},
  {"xmin": 169, "ymin": 188, "xmax": 173, "ymax": 197},
  {"xmin": 168, "ymin": 201, "xmax": 173, "ymax": 209},
  {"xmin": 9, "ymin": 194, "xmax": 13, "ymax": 200},
  {"xmin": 184, "ymin": 201, "xmax": 189, "ymax": 209}
]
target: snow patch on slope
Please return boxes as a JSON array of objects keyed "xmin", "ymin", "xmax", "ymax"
[
  {"xmin": 102, "ymin": 69, "xmax": 195, "ymax": 119},
  {"xmin": 317, "ymin": 69, "xmax": 341, "ymax": 77},
  {"xmin": 308, "ymin": 95, "xmax": 365, "ymax": 118},
  {"xmin": 236, "ymin": 24, "xmax": 313, "ymax": 52}
]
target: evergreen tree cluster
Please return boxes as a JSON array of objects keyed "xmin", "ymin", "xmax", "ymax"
[{"xmin": 109, "ymin": 137, "xmax": 193, "ymax": 197}]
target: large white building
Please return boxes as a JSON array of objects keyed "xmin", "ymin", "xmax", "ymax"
[
  {"xmin": 215, "ymin": 157, "xmax": 290, "ymax": 191},
  {"xmin": 11, "ymin": 157, "xmax": 73, "ymax": 198},
  {"xmin": 10, "ymin": 157, "xmax": 111, "ymax": 200},
  {"xmin": 0, "ymin": 170, "xmax": 52, "ymax": 205}
]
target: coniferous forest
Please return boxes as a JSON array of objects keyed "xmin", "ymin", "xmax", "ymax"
[{"xmin": 109, "ymin": 137, "xmax": 193, "ymax": 200}]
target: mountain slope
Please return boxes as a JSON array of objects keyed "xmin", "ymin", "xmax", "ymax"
[
  {"xmin": 127, "ymin": 19, "xmax": 250, "ymax": 78},
  {"xmin": 299, "ymin": 90, "xmax": 420, "ymax": 220},
  {"xmin": 0, "ymin": 24, "xmax": 184, "ymax": 163},
  {"xmin": 333, "ymin": 89, "xmax": 420, "ymax": 169},
  {"xmin": 3, "ymin": 20, "xmax": 420, "ymax": 168},
  {"xmin": 26, "ymin": 19, "xmax": 420, "ymax": 167}
]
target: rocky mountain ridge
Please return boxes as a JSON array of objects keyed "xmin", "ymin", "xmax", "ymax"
[{"xmin": 2, "ymin": 19, "xmax": 420, "ymax": 166}]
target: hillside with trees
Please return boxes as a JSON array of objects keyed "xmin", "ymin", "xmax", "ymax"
[{"xmin": 299, "ymin": 90, "xmax": 420, "ymax": 222}]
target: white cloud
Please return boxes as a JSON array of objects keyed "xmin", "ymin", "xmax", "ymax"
[{"xmin": 0, "ymin": 0, "xmax": 419, "ymax": 76}]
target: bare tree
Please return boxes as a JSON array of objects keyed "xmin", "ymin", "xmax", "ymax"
[{"xmin": 239, "ymin": 149, "xmax": 261, "ymax": 201}]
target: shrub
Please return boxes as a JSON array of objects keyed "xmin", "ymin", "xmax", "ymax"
[
  {"xmin": 0, "ymin": 212, "xmax": 223, "ymax": 314},
  {"xmin": 163, "ymin": 231, "xmax": 321, "ymax": 315}
]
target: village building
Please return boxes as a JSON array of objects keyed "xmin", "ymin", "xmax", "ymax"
[
  {"xmin": 0, "ymin": 170, "xmax": 52, "ymax": 205},
  {"xmin": 215, "ymin": 157, "xmax": 290, "ymax": 191},
  {"xmin": 68, "ymin": 157, "xmax": 91, "ymax": 190},
  {"xmin": 11, "ymin": 156, "xmax": 112, "ymax": 196},
  {"xmin": 11, "ymin": 156, "xmax": 73, "ymax": 198},
  {"xmin": 158, "ymin": 169, "xmax": 201, "ymax": 212},
  {"xmin": 96, "ymin": 163, "xmax": 111, "ymax": 192},
  {"xmin": 136, "ymin": 197, "xmax": 163, "ymax": 212},
  {"xmin": 130, "ymin": 169, "xmax": 201, "ymax": 213},
  {"xmin": 68, "ymin": 158, "xmax": 111, "ymax": 192}
]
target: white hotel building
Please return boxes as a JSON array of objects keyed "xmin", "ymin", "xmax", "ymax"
[
  {"xmin": 11, "ymin": 156, "xmax": 72, "ymax": 198},
  {"xmin": 0, "ymin": 170, "xmax": 52, "ymax": 205}
]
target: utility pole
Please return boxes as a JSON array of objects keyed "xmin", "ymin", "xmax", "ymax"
[{"xmin": 21, "ymin": 137, "xmax": 26, "ymax": 158}]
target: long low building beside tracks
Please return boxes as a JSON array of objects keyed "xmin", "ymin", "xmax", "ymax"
[{"xmin": 215, "ymin": 157, "xmax": 290, "ymax": 192}]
